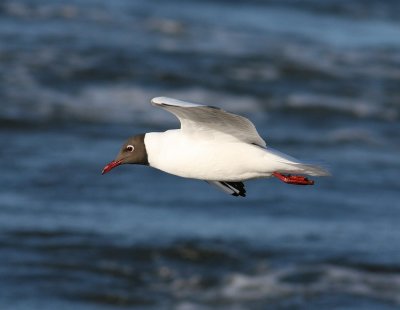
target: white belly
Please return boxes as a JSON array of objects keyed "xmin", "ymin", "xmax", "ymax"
[{"xmin": 144, "ymin": 131, "xmax": 293, "ymax": 181}]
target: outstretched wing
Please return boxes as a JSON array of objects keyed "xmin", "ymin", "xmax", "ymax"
[{"xmin": 151, "ymin": 97, "xmax": 266, "ymax": 147}]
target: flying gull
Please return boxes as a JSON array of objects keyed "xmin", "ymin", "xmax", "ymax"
[{"xmin": 102, "ymin": 97, "xmax": 329, "ymax": 197}]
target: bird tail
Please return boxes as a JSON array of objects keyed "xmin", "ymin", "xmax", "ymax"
[
  {"xmin": 264, "ymin": 147, "xmax": 330, "ymax": 177},
  {"xmin": 285, "ymin": 162, "xmax": 330, "ymax": 176}
]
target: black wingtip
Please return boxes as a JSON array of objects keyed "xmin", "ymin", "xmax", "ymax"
[
  {"xmin": 206, "ymin": 180, "xmax": 247, "ymax": 197},
  {"xmin": 223, "ymin": 181, "xmax": 246, "ymax": 197},
  {"xmin": 232, "ymin": 192, "xmax": 246, "ymax": 197}
]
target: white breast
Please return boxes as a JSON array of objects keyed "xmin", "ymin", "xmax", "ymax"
[{"xmin": 144, "ymin": 130, "xmax": 286, "ymax": 181}]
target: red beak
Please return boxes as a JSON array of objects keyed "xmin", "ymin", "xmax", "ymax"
[{"xmin": 102, "ymin": 159, "xmax": 123, "ymax": 175}]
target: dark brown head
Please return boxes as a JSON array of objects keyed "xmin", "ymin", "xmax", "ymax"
[{"xmin": 102, "ymin": 134, "xmax": 148, "ymax": 175}]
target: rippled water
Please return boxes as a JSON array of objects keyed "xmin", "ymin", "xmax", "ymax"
[{"xmin": 1, "ymin": 0, "xmax": 400, "ymax": 309}]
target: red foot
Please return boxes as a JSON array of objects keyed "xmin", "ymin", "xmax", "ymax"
[{"xmin": 273, "ymin": 172, "xmax": 314, "ymax": 185}]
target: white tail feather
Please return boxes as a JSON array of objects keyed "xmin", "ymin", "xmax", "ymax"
[
  {"xmin": 287, "ymin": 162, "xmax": 331, "ymax": 176},
  {"xmin": 265, "ymin": 147, "xmax": 330, "ymax": 176}
]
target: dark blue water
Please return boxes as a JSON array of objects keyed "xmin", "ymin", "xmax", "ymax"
[{"xmin": 1, "ymin": 0, "xmax": 400, "ymax": 309}]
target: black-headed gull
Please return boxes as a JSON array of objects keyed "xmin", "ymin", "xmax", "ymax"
[{"xmin": 102, "ymin": 97, "xmax": 329, "ymax": 197}]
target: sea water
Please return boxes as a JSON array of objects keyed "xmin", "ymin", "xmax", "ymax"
[{"xmin": 1, "ymin": 0, "xmax": 400, "ymax": 309}]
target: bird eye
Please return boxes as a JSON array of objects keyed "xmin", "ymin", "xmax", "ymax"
[{"xmin": 126, "ymin": 145, "xmax": 134, "ymax": 152}]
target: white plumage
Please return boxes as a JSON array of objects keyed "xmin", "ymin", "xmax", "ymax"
[
  {"xmin": 146, "ymin": 97, "xmax": 328, "ymax": 186},
  {"xmin": 103, "ymin": 96, "xmax": 329, "ymax": 197}
]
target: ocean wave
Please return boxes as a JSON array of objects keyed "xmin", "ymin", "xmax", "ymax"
[
  {"xmin": 3, "ymin": 0, "xmax": 400, "ymax": 22},
  {"xmin": 215, "ymin": 265, "xmax": 400, "ymax": 305},
  {"xmin": 2, "ymin": 2, "xmax": 399, "ymax": 126},
  {"xmin": 283, "ymin": 93, "xmax": 398, "ymax": 121},
  {"xmin": 273, "ymin": 0, "xmax": 400, "ymax": 21},
  {"xmin": 2, "ymin": 83, "xmax": 398, "ymax": 127},
  {"xmin": 326, "ymin": 128, "xmax": 381, "ymax": 145},
  {"xmin": 3, "ymin": 230, "xmax": 400, "ymax": 307},
  {"xmin": 0, "ymin": 84, "xmax": 262, "ymax": 125},
  {"xmin": 0, "ymin": 1, "xmax": 116, "ymax": 23}
]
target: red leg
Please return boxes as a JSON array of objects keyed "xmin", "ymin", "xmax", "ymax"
[{"xmin": 273, "ymin": 172, "xmax": 314, "ymax": 185}]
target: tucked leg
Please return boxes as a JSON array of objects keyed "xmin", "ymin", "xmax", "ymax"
[{"xmin": 273, "ymin": 172, "xmax": 314, "ymax": 185}]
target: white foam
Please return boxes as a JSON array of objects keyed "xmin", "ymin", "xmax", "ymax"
[
  {"xmin": 287, "ymin": 93, "xmax": 398, "ymax": 121},
  {"xmin": 1, "ymin": 81, "xmax": 264, "ymax": 125},
  {"xmin": 327, "ymin": 128, "xmax": 381, "ymax": 144},
  {"xmin": 211, "ymin": 265, "xmax": 400, "ymax": 304}
]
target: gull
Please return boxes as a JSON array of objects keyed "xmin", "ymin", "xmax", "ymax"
[{"xmin": 102, "ymin": 97, "xmax": 329, "ymax": 197}]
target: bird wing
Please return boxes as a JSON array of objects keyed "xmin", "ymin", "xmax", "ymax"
[{"xmin": 151, "ymin": 97, "xmax": 266, "ymax": 147}]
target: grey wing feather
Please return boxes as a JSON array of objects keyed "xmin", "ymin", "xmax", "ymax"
[{"xmin": 151, "ymin": 97, "xmax": 266, "ymax": 147}]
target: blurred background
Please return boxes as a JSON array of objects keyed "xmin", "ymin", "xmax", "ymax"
[{"xmin": 1, "ymin": 0, "xmax": 400, "ymax": 309}]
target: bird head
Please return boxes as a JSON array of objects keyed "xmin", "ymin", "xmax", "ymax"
[{"xmin": 102, "ymin": 134, "xmax": 148, "ymax": 174}]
